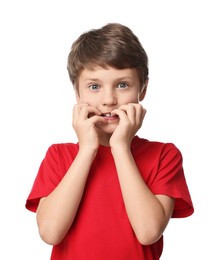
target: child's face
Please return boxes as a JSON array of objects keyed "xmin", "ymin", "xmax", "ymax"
[{"xmin": 76, "ymin": 65, "xmax": 146, "ymax": 135}]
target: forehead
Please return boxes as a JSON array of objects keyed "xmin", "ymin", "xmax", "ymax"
[{"xmin": 79, "ymin": 65, "xmax": 140, "ymax": 82}]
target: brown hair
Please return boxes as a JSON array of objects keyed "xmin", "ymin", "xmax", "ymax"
[{"xmin": 67, "ymin": 23, "xmax": 149, "ymax": 92}]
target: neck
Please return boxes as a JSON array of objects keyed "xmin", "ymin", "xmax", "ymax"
[{"xmin": 98, "ymin": 133, "xmax": 112, "ymax": 147}]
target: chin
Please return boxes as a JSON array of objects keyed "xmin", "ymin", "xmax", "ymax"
[{"xmin": 98, "ymin": 124, "xmax": 117, "ymax": 135}]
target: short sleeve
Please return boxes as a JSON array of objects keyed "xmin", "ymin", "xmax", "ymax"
[
  {"xmin": 25, "ymin": 145, "xmax": 62, "ymax": 212},
  {"xmin": 150, "ymin": 143, "xmax": 194, "ymax": 218}
]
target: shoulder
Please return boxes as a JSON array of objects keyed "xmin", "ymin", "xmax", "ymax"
[
  {"xmin": 47, "ymin": 142, "xmax": 79, "ymax": 155},
  {"xmin": 132, "ymin": 136, "xmax": 182, "ymax": 159},
  {"xmin": 43, "ymin": 142, "xmax": 79, "ymax": 166}
]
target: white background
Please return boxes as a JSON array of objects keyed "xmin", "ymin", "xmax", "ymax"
[{"xmin": 0, "ymin": 0, "xmax": 220, "ymax": 259}]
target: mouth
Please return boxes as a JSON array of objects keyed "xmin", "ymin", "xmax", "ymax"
[
  {"xmin": 101, "ymin": 112, "xmax": 118, "ymax": 120},
  {"xmin": 101, "ymin": 113, "xmax": 112, "ymax": 117}
]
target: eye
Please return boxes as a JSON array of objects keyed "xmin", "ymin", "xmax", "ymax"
[
  {"xmin": 89, "ymin": 84, "xmax": 100, "ymax": 91},
  {"xmin": 117, "ymin": 82, "xmax": 128, "ymax": 89}
]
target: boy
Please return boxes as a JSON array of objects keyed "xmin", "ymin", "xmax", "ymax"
[{"xmin": 25, "ymin": 23, "xmax": 194, "ymax": 259}]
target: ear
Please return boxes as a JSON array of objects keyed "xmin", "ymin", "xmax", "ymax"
[{"xmin": 139, "ymin": 79, "xmax": 148, "ymax": 101}]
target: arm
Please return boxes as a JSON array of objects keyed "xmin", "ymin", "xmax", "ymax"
[
  {"xmin": 111, "ymin": 147, "xmax": 174, "ymax": 245},
  {"xmin": 36, "ymin": 104, "xmax": 106, "ymax": 245},
  {"xmin": 110, "ymin": 104, "xmax": 174, "ymax": 245},
  {"xmin": 36, "ymin": 149, "xmax": 95, "ymax": 245}
]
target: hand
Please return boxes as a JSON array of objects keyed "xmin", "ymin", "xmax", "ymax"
[
  {"xmin": 110, "ymin": 103, "xmax": 146, "ymax": 149},
  {"xmin": 72, "ymin": 104, "xmax": 107, "ymax": 152}
]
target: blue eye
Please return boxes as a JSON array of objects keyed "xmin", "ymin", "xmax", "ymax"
[
  {"xmin": 117, "ymin": 82, "xmax": 128, "ymax": 89},
  {"xmin": 89, "ymin": 84, "xmax": 100, "ymax": 91}
]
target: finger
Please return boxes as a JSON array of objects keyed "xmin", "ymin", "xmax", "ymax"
[
  {"xmin": 88, "ymin": 115, "xmax": 108, "ymax": 125},
  {"xmin": 126, "ymin": 104, "xmax": 136, "ymax": 123},
  {"xmin": 81, "ymin": 106, "xmax": 102, "ymax": 119},
  {"xmin": 117, "ymin": 103, "xmax": 146, "ymax": 126},
  {"xmin": 141, "ymin": 107, "xmax": 147, "ymax": 120},
  {"xmin": 132, "ymin": 104, "xmax": 146, "ymax": 126},
  {"xmin": 73, "ymin": 103, "xmax": 88, "ymax": 118},
  {"xmin": 133, "ymin": 104, "xmax": 143, "ymax": 123},
  {"xmin": 114, "ymin": 104, "xmax": 136, "ymax": 123},
  {"xmin": 76, "ymin": 104, "xmax": 102, "ymax": 119},
  {"xmin": 77, "ymin": 103, "xmax": 101, "ymax": 114},
  {"xmin": 111, "ymin": 108, "xmax": 128, "ymax": 122},
  {"xmin": 72, "ymin": 104, "xmax": 81, "ymax": 125}
]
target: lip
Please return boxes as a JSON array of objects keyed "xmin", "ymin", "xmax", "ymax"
[
  {"xmin": 101, "ymin": 113, "xmax": 118, "ymax": 120},
  {"xmin": 101, "ymin": 112, "xmax": 112, "ymax": 117},
  {"xmin": 101, "ymin": 111, "xmax": 113, "ymax": 114}
]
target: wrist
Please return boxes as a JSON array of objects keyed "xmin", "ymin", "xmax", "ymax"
[
  {"xmin": 111, "ymin": 144, "xmax": 131, "ymax": 155},
  {"xmin": 78, "ymin": 145, "xmax": 98, "ymax": 160}
]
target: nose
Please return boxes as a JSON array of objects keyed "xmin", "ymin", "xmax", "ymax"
[{"xmin": 102, "ymin": 89, "xmax": 117, "ymax": 106}]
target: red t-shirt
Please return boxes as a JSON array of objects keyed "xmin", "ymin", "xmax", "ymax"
[{"xmin": 26, "ymin": 136, "xmax": 194, "ymax": 260}]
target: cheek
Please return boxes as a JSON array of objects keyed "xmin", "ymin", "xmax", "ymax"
[
  {"xmin": 77, "ymin": 94, "xmax": 98, "ymax": 105},
  {"xmin": 120, "ymin": 94, "xmax": 139, "ymax": 104}
]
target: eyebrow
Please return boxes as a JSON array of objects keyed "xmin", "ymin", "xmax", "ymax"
[
  {"xmin": 84, "ymin": 78, "xmax": 100, "ymax": 82},
  {"xmin": 84, "ymin": 76, "xmax": 134, "ymax": 82},
  {"xmin": 116, "ymin": 76, "xmax": 134, "ymax": 81}
]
